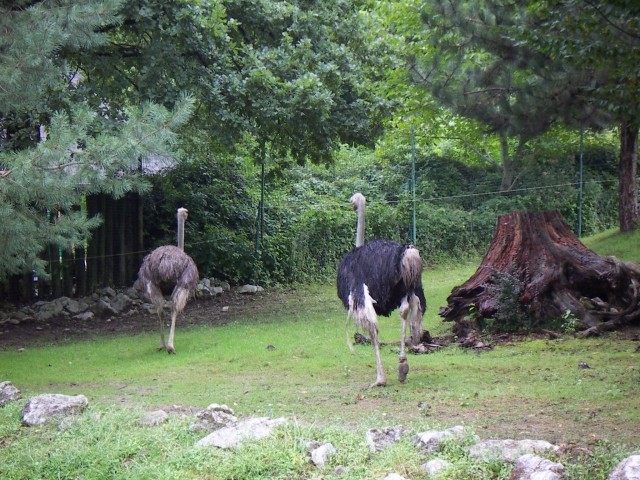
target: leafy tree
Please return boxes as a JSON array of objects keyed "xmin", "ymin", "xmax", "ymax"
[
  {"xmin": 0, "ymin": 0, "xmax": 193, "ymax": 280},
  {"xmin": 525, "ymin": 0, "xmax": 640, "ymax": 231},
  {"xmin": 385, "ymin": 0, "xmax": 638, "ymax": 231},
  {"xmin": 401, "ymin": 0, "xmax": 608, "ymax": 192},
  {"xmin": 77, "ymin": 0, "xmax": 392, "ymax": 165}
]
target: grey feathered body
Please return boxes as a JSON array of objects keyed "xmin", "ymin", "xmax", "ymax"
[{"xmin": 137, "ymin": 245, "xmax": 199, "ymax": 303}]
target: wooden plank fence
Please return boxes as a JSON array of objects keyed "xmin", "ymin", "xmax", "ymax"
[{"xmin": 0, "ymin": 193, "xmax": 146, "ymax": 305}]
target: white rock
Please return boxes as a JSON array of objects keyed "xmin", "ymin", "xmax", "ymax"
[
  {"xmin": 469, "ymin": 439, "xmax": 559, "ymax": 462},
  {"xmin": 0, "ymin": 381, "xmax": 21, "ymax": 406},
  {"xmin": 512, "ymin": 454, "xmax": 565, "ymax": 480},
  {"xmin": 609, "ymin": 455, "xmax": 640, "ymax": 480},
  {"xmin": 138, "ymin": 410, "xmax": 169, "ymax": 427},
  {"xmin": 421, "ymin": 459, "xmax": 451, "ymax": 476},
  {"xmin": 310, "ymin": 443, "xmax": 336, "ymax": 467},
  {"xmin": 196, "ymin": 417, "xmax": 287, "ymax": 449},
  {"xmin": 412, "ymin": 425, "xmax": 466, "ymax": 453},
  {"xmin": 21, "ymin": 393, "xmax": 88, "ymax": 426}
]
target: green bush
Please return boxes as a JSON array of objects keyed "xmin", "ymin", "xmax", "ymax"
[{"xmin": 139, "ymin": 140, "xmax": 619, "ymax": 286}]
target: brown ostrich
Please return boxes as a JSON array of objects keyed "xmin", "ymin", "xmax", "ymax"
[
  {"xmin": 137, "ymin": 207, "xmax": 199, "ymax": 353},
  {"xmin": 337, "ymin": 193, "xmax": 426, "ymax": 387}
]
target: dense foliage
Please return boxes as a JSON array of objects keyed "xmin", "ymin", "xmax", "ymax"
[
  {"xmin": 0, "ymin": 0, "xmax": 632, "ymax": 291},
  {"xmin": 144, "ymin": 135, "xmax": 619, "ymax": 285}
]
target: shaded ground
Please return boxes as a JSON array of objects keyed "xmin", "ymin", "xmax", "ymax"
[
  {"xmin": 3, "ymin": 286, "xmax": 639, "ymax": 350},
  {"xmin": 0, "ymin": 289, "xmax": 293, "ymax": 350}
]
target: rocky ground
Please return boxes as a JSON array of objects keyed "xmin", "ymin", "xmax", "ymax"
[{"xmin": 0, "ymin": 287, "xmax": 293, "ymax": 350}]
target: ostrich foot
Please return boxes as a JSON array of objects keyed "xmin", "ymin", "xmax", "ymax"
[
  {"xmin": 398, "ymin": 357, "xmax": 409, "ymax": 383},
  {"xmin": 369, "ymin": 378, "xmax": 387, "ymax": 388},
  {"xmin": 166, "ymin": 346, "xmax": 176, "ymax": 354}
]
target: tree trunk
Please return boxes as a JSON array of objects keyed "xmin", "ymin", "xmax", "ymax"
[
  {"xmin": 619, "ymin": 119, "xmax": 639, "ymax": 232},
  {"xmin": 439, "ymin": 210, "xmax": 640, "ymax": 336},
  {"xmin": 499, "ymin": 133, "xmax": 515, "ymax": 192}
]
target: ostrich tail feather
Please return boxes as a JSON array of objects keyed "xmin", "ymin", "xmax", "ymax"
[{"xmin": 401, "ymin": 247, "xmax": 423, "ymax": 289}]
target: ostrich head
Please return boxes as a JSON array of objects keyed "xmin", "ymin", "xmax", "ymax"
[{"xmin": 350, "ymin": 193, "xmax": 365, "ymax": 211}]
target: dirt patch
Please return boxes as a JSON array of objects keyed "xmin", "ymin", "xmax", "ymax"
[{"xmin": 0, "ymin": 288, "xmax": 294, "ymax": 350}]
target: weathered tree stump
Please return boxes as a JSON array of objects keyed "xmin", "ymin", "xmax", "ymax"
[{"xmin": 439, "ymin": 210, "xmax": 640, "ymax": 335}]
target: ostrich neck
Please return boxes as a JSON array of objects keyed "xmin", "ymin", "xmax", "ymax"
[
  {"xmin": 355, "ymin": 202, "xmax": 365, "ymax": 248},
  {"xmin": 177, "ymin": 215, "xmax": 185, "ymax": 251}
]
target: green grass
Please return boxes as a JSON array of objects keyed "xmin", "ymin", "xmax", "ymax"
[
  {"xmin": 1, "ymin": 229, "xmax": 639, "ymax": 479},
  {"xmin": 582, "ymin": 227, "xmax": 640, "ymax": 262}
]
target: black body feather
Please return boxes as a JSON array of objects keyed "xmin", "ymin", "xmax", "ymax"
[{"xmin": 337, "ymin": 239, "xmax": 426, "ymax": 316}]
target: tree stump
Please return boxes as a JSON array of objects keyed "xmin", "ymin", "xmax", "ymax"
[{"xmin": 439, "ymin": 210, "xmax": 640, "ymax": 335}]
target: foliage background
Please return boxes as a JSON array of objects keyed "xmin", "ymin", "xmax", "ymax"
[{"xmin": 143, "ymin": 133, "xmax": 619, "ymax": 286}]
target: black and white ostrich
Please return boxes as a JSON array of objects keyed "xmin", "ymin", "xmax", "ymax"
[
  {"xmin": 136, "ymin": 207, "xmax": 199, "ymax": 354},
  {"xmin": 337, "ymin": 193, "xmax": 426, "ymax": 387}
]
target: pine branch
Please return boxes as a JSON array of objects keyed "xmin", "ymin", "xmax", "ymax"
[{"xmin": 583, "ymin": 0, "xmax": 640, "ymax": 41}]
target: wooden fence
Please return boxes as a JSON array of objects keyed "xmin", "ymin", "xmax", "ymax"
[{"xmin": 0, "ymin": 193, "xmax": 146, "ymax": 304}]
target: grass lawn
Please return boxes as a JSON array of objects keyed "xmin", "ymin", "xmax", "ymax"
[{"xmin": 0, "ymin": 228, "xmax": 639, "ymax": 479}]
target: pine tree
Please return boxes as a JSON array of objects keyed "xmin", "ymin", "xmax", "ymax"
[
  {"xmin": 409, "ymin": 0, "xmax": 609, "ymax": 192},
  {"xmin": 0, "ymin": 1, "xmax": 193, "ymax": 280}
]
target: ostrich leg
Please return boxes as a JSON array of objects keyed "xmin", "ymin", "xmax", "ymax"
[
  {"xmin": 398, "ymin": 293, "xmax": 423, "ymax": 382},
  {"xmin": 166, "ymin": 307, "xmax": 177, "ymax": 355},
  {"xmin": 147, "ymin": 283, "xmax": 168, "ymax": 351},
  {"xmin": 156, "ymin": 308, "xmax": 168, "ymax": 351},
  {"xmin": 369, "ymin": 323, "xmax": 387, "ymax": 387},
  {"xmin": 398, "ymin": 297, "xmax": 410, "ymax": 382},
  {"xmin": 166, "ymin": 286, "xmax": 190, "ymax": 354}
]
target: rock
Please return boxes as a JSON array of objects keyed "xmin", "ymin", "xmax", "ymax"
[
  {"xmin": 333, "ymin": 466, "xmax": 347, "ymax": 476},
  {"xmin": 196, "ymin": 417, "xmax": 287, "ymax": 449},
  {"xmin": 143, "ymin": 303, "xmax": 156, "ymax": 315},
  {"xmin": 421, "ymin": 459, "xmax": 451, "ymax": 476},
  {"xmin": 191, "ymin": 404, "xmax": 237, "ymax": 432},
  {"xmin": 59, "ymin": 297, "xmax": 86, "ymax": 315},
  {"xmin": 92, "ymin": 299, "xmax": 118, "ymax": 317},
  {"xmin": 73, "ymin": 312, "xmax": 94, "ymax": 321},
  {"xmin": 99, "ymin": 286, "xmax": 117, "ymax": 298},
  {"xmin": 310, "ymin": 443, "xmax": 336, "ymax": 467},
  {"xmin": 366, "ymin": 425, "xmax": 412, "ymax": 453},
  {"xmin": 138, "ymin": 410, "xmax": 169, "ymax": 427},
  {"xmin": 412, "ymin": 425, "xmax": 467, "ymax": 453},
  {"xmin": 21, "ymin": 393, "xmax": 88, "ymax": 426},
  {"xmin": 237, "ymin": 284, "xmax": 263, "ymax": 294},
  {"xmin": 33, "ymin": 301, "xmax": 64, "ymax": 322},
  {"xmin": 0, "ymin": 381, "xmax": 22, "ymax": 406},
  {"xmin": 609, "ymin": 455, "xmax": 640, "ymax": 480},
  {"xmin": 469, "ymin": 439, "xmax": 559, "ymax": 462},
  {"xmin": 110, "ymin": 293, "xmax": 132, "ymax": 314},
  {"xmin": 196, "ymin": 282, "xmax": 224, "ymax": 299},
  {"xmin": 383, "ymin": 474, "xmax": 406, "ymax": 480},
  {"xmin": 512, "ymin": 454, "xmax": 565, "ymax": 480},
  {"xmin": 125, "ymin": 286, "xmax": 140, "ymax": 299}
]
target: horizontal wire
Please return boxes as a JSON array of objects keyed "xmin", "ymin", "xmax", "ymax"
[{"xmin": 42, "ymin": 177, "xmax": 615, "ymax": 266}]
